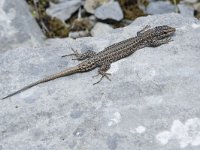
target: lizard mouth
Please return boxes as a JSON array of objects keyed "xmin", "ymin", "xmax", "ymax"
[
  {"xmin": 158, "ymin": 27, "xmax": 176, "ymax": 40},
  {"xmin": 164, "ymin": 27, "xmax": 176, "ymax": 36}
]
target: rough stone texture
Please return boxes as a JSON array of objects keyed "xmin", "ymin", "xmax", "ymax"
[
  {"xmin": 1, "ymin": 13, "xmax": 200, "ymax": 150},
  {"xmin": 94, "ymin": 1, "xmax": 123, "ymax": 21},
  {"xmin": 91, "ymin": 22, "xmax": 113, "ymax": 36},
  {"xmin": 46, "ymin": 0, "xmax": 82, "ymax": 22},
  {"xmin": 0, "ymin": 0, "xmax": 44, "ymax": 53}
]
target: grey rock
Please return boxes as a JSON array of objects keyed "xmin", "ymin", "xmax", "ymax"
[
  {"xmin": 46, "ymin": 0, "xmax": 82, "ymax": 22},
  {"xmin": 0, "ymin": 0, "xmax": 44, "ymax": 53},
  {"xmin": 1, "ymin": 13, "xmax": 200, "ymax": 149},
  {"xmin": 147, "ymin": 1, "xmax": 194, "ymax": 17},
  {"xmin": 70, "ymin": 110, "xmax": 83, "ymax": 118},
  {"xmin": 68, "ymin": 30, "xmax": 90, "ymax": 39},
  {"xmin": 178, "ymin": 3, "xmax": 194, "ymax": 17},
  {"xmin": 183, "ymin": 0, "xmax": 198, "ymax": 3},
  {"xmin": 91, "ymin": 22, "xmax": 113, "ymax": 36},
  {"xmin": 106, "ymin": 133, "xmax": 120, "ymax": 150},
  {"xmin": 146, "ymin": 1, "xmax": 176, "ymax": 14},
  {"xmin": 94, "ymin": 1, "xmax": 123, "ymax": 21}
]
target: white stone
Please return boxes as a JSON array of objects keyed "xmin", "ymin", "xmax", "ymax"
[
  {"xmin": 0, "ymin": 0, "xmax": 44, "ymax": 53},
  {"xmin": 183, "ymin": 0, "xmax": 198, "ymax": 3},
  {"xmin": 94, "ymin": 1, "xmax": 123, "ymax": 21},
  {"xmin": 146, "ymin": 1, "xmax": 175, "ymax": 14},
  {"xmin": 178, "ymin": 4, "xmax": 194, "ymax": 17},
  {"xmin": 91, "ymin": 22, "xmax": 113, "ymax": 36},
  {"xmin": 156, "ymin": 118, "xmax": 200, "ymax": 148},
  {"xmin": 46, "ymin": 0, "xmax": 82, "ymax": 21},
  {"xmin": 135, "ymin": 126, "xmax": 146, "ymax": 134}
]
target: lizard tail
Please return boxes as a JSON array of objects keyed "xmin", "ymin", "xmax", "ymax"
[{"xmin": 2, "ymin": 66, "xmax": 79, "ymax": 100}]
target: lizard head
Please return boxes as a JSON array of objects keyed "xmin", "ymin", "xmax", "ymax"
[{"xmin": 153, "ymin": 25, "xmax": 176, "ymax": 40}]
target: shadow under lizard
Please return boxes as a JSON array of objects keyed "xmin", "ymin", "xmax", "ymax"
[{"xmin": 2, "ymin": 25, "xmax": 176, "ymax": 99}]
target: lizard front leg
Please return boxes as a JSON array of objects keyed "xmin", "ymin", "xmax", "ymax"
[
  {"xmin": 93, "ymin": 64, "xmax": 111, "ymax": 85},
  {"xmin": 149, "ymin": 38, "xmax": 173, "ymax": 47},
  {"xmin": 62, "ymin": 48, "xmax": 96, "ymax": 60}
]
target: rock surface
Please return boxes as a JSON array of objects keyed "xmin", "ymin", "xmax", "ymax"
[
  {"xmin": 91, "ymin": 22, "xmax": 113, "ymax": 36},
  {"xmin": 178, "ymin": 3, "xmax": 194, "ymax": 17},
  {"xmin": 146, "ymin": 1, "xmax": 176, "ymax": 14},
  {"xmin": 1, "ymin": 13, "xmax": 200, "ymax": 150},
  {"xmin": 147, "ymin": 1, "xmax": 194, "ymax": 17},
  {"xmin": 183, "ymin": 0, "xmax": 198, "ymax": 4},
  {"xmin": 94, "ymin": 1, "xmax": 123, "ymax": 21},
  {"xmin": 0, "ymin": 0, "xmax": 44, "ymax": 53},
  {"xmin": 46, "ymin": 0, "xmax": 82, "ymax": 21}
]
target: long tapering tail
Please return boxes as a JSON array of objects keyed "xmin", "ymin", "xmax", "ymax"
[{"xmin": 2, "ymin": 66, "xmax": 79, "ymax": 100}]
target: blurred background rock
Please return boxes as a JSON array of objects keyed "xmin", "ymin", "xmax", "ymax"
[{"xmin": 0, "ymin": 0, "xmax": 200, "ymax": 51}]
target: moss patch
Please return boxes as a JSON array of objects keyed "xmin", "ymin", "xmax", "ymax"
[
  {"xmin": 26, "ymin": 0, "xmax": 152, "ymax": 38},
  {"xmin": 119, "ymin": 0, "xmax": 147, "ymax": 20},
  {"xmin": 26, "ymin": 0, "xmax": 70, "ymax": 38},
  {"xmin": 169, "ymin": 0, "xmax": 181, "ymax": 4}
]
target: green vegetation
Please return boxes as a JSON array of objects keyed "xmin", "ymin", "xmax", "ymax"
[
  {"xmin": 119, "ymin": 0, "xmax": 147, "ymax": 20},
  {"xmin": 27, "ymin": 0, "xmax": 198, "ymax": 38},
  {"xmin": 26, "ymin": 0, "xmax": 70, "ymax": 38}
]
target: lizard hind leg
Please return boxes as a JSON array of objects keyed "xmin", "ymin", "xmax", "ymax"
[
  {"xmin": 62, "ymin": 48, "xmax": 96, "ymax": 61},
  {"xmin": 93, "ymin": 64, "xmax": 111, "ymax": 85}
]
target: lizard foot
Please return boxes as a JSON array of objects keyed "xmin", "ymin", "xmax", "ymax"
[
  {"xmin": 61, "ymin": 48, "xmax": 79, "ymax": 60},
  {"xmin": 93, "ymin": 73, "xmax": 111, "ymax": 85}
]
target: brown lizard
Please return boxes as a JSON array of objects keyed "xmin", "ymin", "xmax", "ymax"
[{"xmin": 2, "ymin": 25, "xmax": 176, "ymax": 99}]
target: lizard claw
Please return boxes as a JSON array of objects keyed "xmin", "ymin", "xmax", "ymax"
[
  {"xmin": 93, "ymin": 73, "xmax": 111, "ymax": 85},
  {"xmin": 168, "ymin": 38, "xmax": 173, "ymax": 42},
  {"xmin": 92, "ymin": 72, "xmax": 111, "ymax": 78},
  {"xmin": 92, "ymin": 74, "xmax": 99, "ymax": 78},
  {"xmin": 61, "ymin": 48, "xmax": 79, "ymax": 58},
  {"xmin": 165, "ymin": 37, "xmax": 173, "ymax": 43},
  {"xmin": 61, "ymin": 54, "xmax": 75, "ymax": 57},
  {"xmin": 144, "ymin": 25, "xmax": 151, "ymax": 30}
]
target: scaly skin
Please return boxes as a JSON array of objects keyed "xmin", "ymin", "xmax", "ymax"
[{"xmin": 2, "ymin": 25, "xmax": 176, "ymax": 99}]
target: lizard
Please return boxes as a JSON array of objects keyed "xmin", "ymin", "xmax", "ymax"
[{"xmin": 2, "ymin": 25, "xmax": 176, "ymax": 100}]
